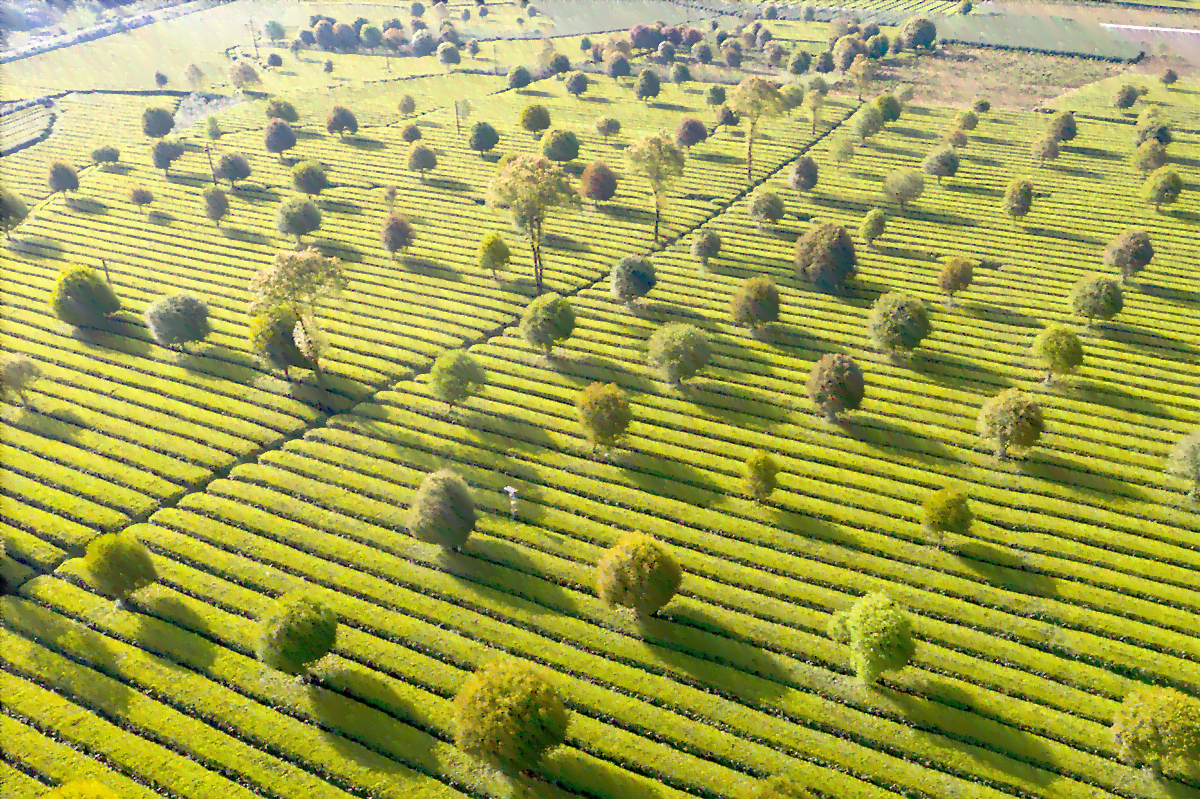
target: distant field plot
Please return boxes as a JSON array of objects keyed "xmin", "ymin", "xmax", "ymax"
[
  {"xmin": 936, "ymin": 13, "xmax": 1145, "ymax": 59},
  {"xmin": 0, "ymin": 103, "xmax": 56, "ymax": 156},
  {"xmin": 1047, "ymin": 73, "xmax": 1200, "ymax": 128}
]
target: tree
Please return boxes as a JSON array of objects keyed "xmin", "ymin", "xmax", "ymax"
[
  {"xmin": 848, "ymin": 53, "xmax": 873, "ymax": 101},
  {"xmin": 248, "ymin": 304, "xmax": 314, "ymax": 378},
  {"xmin": 671, "ymin": 63, "xmax": 691, "ymax": 84},
  {"xmin": 1032, "ymin": 324, "xmax": 1083, "ymax": 383},
  {"xmin": 859, "ymin": 208, "xmax": 887, "ymax": 248},
  {"xmin": 48, "ymin": 161, "xmax": 79, "ymax": 195},
  {"xmin": 635, "ymin": 69, "xmax": 661, "ymax": 102},
  {"xmin": 43, "ymin": 782, "xmax": 122, "ymax": 799},
  {"xmin": 1143, "ymin": 166, "xmax": 1183, "ymax": 211},
  {"xmin": 0, "ymin": 187, "xmax": 29, "ymax": 239},
  {"xmin": 869, "ymin": 292, "xmax": 931, "ymax": 357},
  {"xmin": 84, "ymin": 532, "xmax": 157, "ymax": 606},
  {"xmin": 882, "ymin": 168, "xmax": 924, "ymax": 212},
  {"xmin": 745, "ymin": 190, "xmax": 783, "ymax": 232},
  {"xmin": 813, "ymin": 50, "xmax": 834, "ymax": 74},
  {"xmin": 207, "ymin": 116, "xmax": 222, "ymax": 139},
  {"xmin": 150, "ymin": 139, "xmax": 185, "ymax": 177},
  {"xmin": 130, "ymin": 186, "xmax": 154, "ymax": 214},
  {"xmin": 581, "ymin": 161, "xmax": 618, "ymax": 206},
  {"xmin": 50, "ymin": 264, "xmax": 120, "ymax": 326},
  {"xmin": 560, "ymin": 71, "xmax": 589, "ymax": 99},
  {"xmin": 1160, "ymin": 68, "xmax": 1179, "ymax": 86},
  {"xmin": 507, "ymin": 65, "xmax": 532, "ymax": 90},
  {"xmin": 939, "ymin": 256, "xmax": 973, "ymax": 306},
  {"xmin": 692, "ymin": 229, "xmax": 720, "ymax": 270},
  {"xmin": 977, "ymin": 388, "xmax": 1044, "ymax": 459},
  {"xmin": 627, "ymin": 131, "xmax": 685, "ymax": 244},
  {"xmin": 647, "ymin": 323, "xmax": 711, "ymax": 386},
  {"xmin": 952, "ymin": 109, "xmax": 978, "ymax": 132},
  {"xmin": 1113, "ymin": 687, "xmax": 1200, "ymax": 773},
  {"xmin": 788, "ymin": 51, "xmax": 812, "ymax": 76},
  {"xmin": 454, "ymin": 658, "xmax": 569, "ymax": 773},
  {"xmin": 266, "ymin": 98, "xmax": 299, "ymax": 123},
  {"xmin": 399, "ymin": 95, "xmax": 417, "ymax": 117},
  {"xmin": 597, "ymin": 534, "xmax": 682, "ymax": 616},
  {"xmin": 520, "ymin": 292, "xmax": 575, "ymax": 357},
  {"xmin": 606, "ymin": 53, "xmax": 631, "ymax": 78},
  {"xmin": 487, "ymin": 155, "xmax": 579, "ymax": 295},
  {"xmin": 596, "ymin": 116, "xmax": 621, "ymax": 143},
  {"xmin": 285, "ymin": 161, "xmax": 327, "ymax": 198},
  {"xmin": 215, "ymin": 151, "xmax": 251, "ymax": 187},
  {"xmin": 829, "ymin": 593, "xmax": 915, "ymax": 685},
  {"xmin": 408, "ymin": 469, "xmax": 476, "ymax": 548},
  {"xmin": 542, "ymin": 129, "xmax": 580, "ymax": 163},
  {"xmin": 788, "ymin": 156, "xmax": 818, "ymax": 193},
  {"xmin": 264, "ymin": 119, "xmax": 297, "ymax": 161},
  {"xmin": 831, "ymin": 36, "xmax": 863, "ymax": 72},
  {"xmin": 731, "ymin": 76, "xmax": 785, "ymax": 182},
  {"xmin": 256, "ymin": 591, "xmax": 338, "ymax": 676},
  {"xmin": 407, "ymin": 143, "xmax": 437, "ymax": 178},
  {"xmin": 326, "ymin": 106, "xmax": 358, "ymax": 138},
  {"xmin": 900, "ymin": 16, "xmax": 936, "ymax": 49},
  {"xmin": 943, "ymin": 126, "xmax": 968, "ymax": 148},
  {"xmin": 477, "ymin": 232, "xmax": 511, "ymax": 278},
  {"xmin": 429, "ymin": 349, "xmax": 486, "ymax": 412},
  {"xmin": 436, "ymin": 41, "xmax": 460, "ymax": 68},
  {"xmin": 1132, "ymin": 140, "xmax": 1168, "ymax": 175},
  {"xmin": 267, "ymin": 52, "xmax": 283, "ymax": 67},
  {"xmin": 675, "ymin": 117, "xmax": 708, "ymax": 150},
  {"xmin": 380, "ymin": 212, "xmax": 416, "ymax": 258},
  {"xmin": 577, "ymin": 382, "xmax": 632, "ymax": 451},
  {"xmin": 1069, "ymin": 274, "xmax": 1123, "ymax": 328},
  {"xmin": 1103, "ymin": 229, "xmax": 1153, "ymax": 282},
  {"xmin": 806, "ymin": 89, "xmax": 824, "ymax": 135},
  {"xmin": 91, "ymin": 145, "xmax": 120, "ymax": 168},
  {"xmin": 249, "ymin": 247, "xmax": 345, "ymax": 379},
  {"xmin": 142, "ymin": 106, "xmax": 174, "ymax": 138},
  {"xmin": 850, "ymin": 104, "xmax": 883, "ymax": 144},
  {"xmin": 717, "ymin": 105, "xmax": 740, "ymax": 129},
  {"xmin": 609, "ymin": 255, "xmax": 657, "ymax": 308},
  {"xmin": 1031, "ymin": 136, "xmax": 1060, "ymax": 163},
  {"xmin": 807, "ymin": 353, "xmax": 864, "ymax": 423},
  {"xmin": 923, "ymin": 487, "xmax": 972, "ymax": 546},
  {"xmin": 1167, "ymin": 430, "xmax": 1200, "ymax": 503},
  {"xmin": 232, "ymin": 62, "xmax": 262, "ymax": 88},
  {"xmin": 402, "ymin": 123, "xmax": 423, "ymax": 143},
  {"xmin": 145, "ymin": 292, "xmax": 211, "ymax": 351},
  {"xmin": 706, "ymin": 86, "xmax": 726, "ymax": 106},
  {"xmin": 183, "ymin": 62, "xmax": 205, "ymax": 86},
  {"xmin": 275, "ymin": 197, "xmax": 321, "ymax": 245},
  {"xmin": 261, "ymin": 19, "xmax": 285, "ymax": 41},
  {"xmin": 730, "ymin": 275, "xmax": 779, "ymax": 332},
  {"xmin": 1114, "ymin": 83, "xmax": 1139, "ymax": 110},
  {"xmin": 519, "ymin": 103, "xmax": 551, "ymax": 135},
  {"xmin": 794, "ymin": 222, "xmax": 856, "ymax": 292},
  {"xmin": 1046, "ymin": 110, "xmax": 1076, "ymax": 142},
  {"xmin": 1002, "ymin": 178, "xmax": 1034, "ymax": 224},
  {"xmin": 743, "ymin": 450, "xmax": 780, "ymax": 502},
  {"xmin": 202, "ymin": 186, "xmax": 229, "ymax": 227},
  {"xmin": 547, "ymin": 52, "xmax": 570, "ymax": 74},
  {"xmin": 0, "ymin": 353, "xmax": 41, "ymax": 406},
  {"xmin": 922, "ymin": 145, "xmax": 959, "ymax": 185}
]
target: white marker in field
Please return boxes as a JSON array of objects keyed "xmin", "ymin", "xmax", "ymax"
[{"xmin": 504, "ymin": 486, "xmax": 518, "ymax": 518}]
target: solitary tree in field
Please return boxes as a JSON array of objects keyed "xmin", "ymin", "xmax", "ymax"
[
  {"xmin": 596, "ymin": 116, "xmax": 621, "ymax": 144},
  {"xmin": 922, "ymin": 145, "xmax": 959, "ymax": 185},
  {"xmin": 806, "ymin": 89, "xmax": 824, "ymax": 135},
  {"xmin": 437, "ymin": 41, "xmax": 460, "ymax": 68},
  {"xmin": 398, "ymin": 95, "xmax": 417, "ymax": 118},
  {"xmin": 873, "ymin": 93, "xmax": 901, "ymax": 123},
  {"xmin": 520, "ymin": 292, "xmax": 575, "ymax": 356},
  {"xmin": 627, "ymin": 131, "xmax": 685, "ymax": 245},
  {"xmin": 508, "ymin": 65, "xmax": 533, "ymax": 90},
  {"xmin": 859, "ymin": 208, "xmax": 887, "ymax": 249},
  {"xmin": 743, "ymin": 450, "xmax": 780, "ymax": 502},
  {"xmin": 326, "ymin": 106, "xmax": 358, "ymax": 138},
  {"xmin": 675, "ymin": 117, "xmax": 708, "ymax": 151},
  {"xmin": 565, "ymin": 71, "xmax": 588, "ymax": 98},
  {"xmin": 145, "ymin": 292, "xmax": 211, "ymax": 351},
  {"xmin": 519, "ymin": 103, "xmax": 550, "ymax": 135},
  {"xmin": 487, "ymin": 155, "xmax": 579, "ymax": 295},
  {"xmin": 1031, "ymin": 136, "xmax": 1059, "ymax": 164},
  {"xmin": 647, "ymin": 323, "xmax": 711, "ymax": 387},
  {"xmin": 730, "ymin": 275, "xmax": 780, "ymax": 334},
  {"xmin": 1160, "ymin": 68, "xmax": 1178, "ymax": 86},
  {"xmin": 249, "ymin": 247, "xmax": 345, "ymax": 378},
  {"xmin": 692, "ymin": 229, "xmax": 721, "ymax": 271},
  {"xmin": 731, "ymin": 76, "xmax": 785, "ymax": 183},
  {"xmin": 882, "ymin": 169, "xmax": 924, "ymax": 213},
  {"xmin": 0, "ymin": 353, "xmax": 41, "ymax": 406},
  {"xmin": 1143, "ymin": 166, "xmax": 1183, "ymax": 211},
  {"xmin": 1046, "ymin": 110, "xmax": 1076, "ymax": 142},
  {"xmin": 130, "ymin": 186, "xmax": 154, "ymax": 214},
  {"xmin": 429, "ymin": 349, "xmax": 486, "ymax": 413},
  {"xmin": 49, "ymin": 264, "xmax": 120, "ymax": 327},
  {"xmin": 48, "ymin": 161, "xmax": 79, "ymax": 196},
  {"xmin": 292, "ymin": 160, "xmax": 329, "ymax": 196},
  {"xmin": 266, "ymin": 98, "xmax": 299, "ymax": 123},
  {"xmin": 257, "ymin": 591, "xmax": 338, "ymax": 677},
  {"xmin": 203, "ymin": 186, "xmax": 229, "ymax": 227},
  {"xmin": 1114, "ymin": 83, "xmax": 1139, "ymax": 110},
  {"xmin": 977, "ymin": 388, "xmax": 1044, "ymax": 460},
  {"xmin": 84, "ymin": 532, "xmax": 157, "ymax": 608},
  {"xmin": 542, "ymin": 129, "xmax": 580, "ymax": 164},
  {"xmin": 610, "ymin": 255, "xmax": 657, "ymax": 309},
  {"xmin": 1132, "ymin": 140, "xmax": 1168, "ymax": 175},
  {"xmin": 1069, "ymin": 274, "xmax": 1123, "ymax": 327},
  {"xmin": 454, "ymin": 659, "xmax": 569, "ymax": 774},
  {"xmin": 142, "ymin": 106, "xmax": 175, "ymax": 138},
  {"xmin": 264, "ymin": 119, "xmax": 297, "ymax": 161},
  {"xmin": 407, "ymin": 143, "xmax": 437, "ymax": 179},
  {"xmin": 1032, "ymin": 324, "xmax": 1083, "ymax": 384},
  {"xmin": 216, "ymin": 152, "xmax": 252, "ymax": 187},
  {"xmin": 0, "ymin": 187, "xmax": 29, "ymax": 239},
  {"xmin": 44, "ymin": 783, "xmax": 121, "ymax": 799},
  {"xmin": 748, "ymin": 190, "xmax": 785, "ymax": 232},
  {"xmin": 275, "ymin": 197, "xmax": 322, "ymax": 246},
  {"xmin": 795, "ymin": 222, "xmax": 856, "ymax": 292},
  {"xmin": 91, "ymin": 145, "xmax": 120, "ymax": 169},
  {"xmin": 577, "ymin": 382, "xmax": 631, "ymax": 452},
  {"xmin": 807, "ymin": 353, "xmax": 864, "ymax": 423},
  {"xmin": 581, "ymin": 161, "xmax": 618, "ymax": 207},
  {"xmin": 477, "ymin": 232, "xmax": 511, "ymax": 279},
  {"xmin": 1112, "ymin": 686, "xmax": 1200, "ymax": 774},
  {"xmin": 408, "ymin": 469, "xmax": 476, "ymax": 549},
  {"xmin": 380, "ymin": 212, "xmax": 415, "ymax": 259},
  {"xmin": 1002, "ymin": 178, "xmax": 1034, "ymax": 226},
  {"xmin": 248, "ymin": 305, "xmax": 314, "ymax": 378},
  {"xmin": 942, "ymin": 126, "xmax": 968, "ymax": 148},
  {"xmin": 849, "ymin": 104, "xmax": 883, "ymax": 146},
  {"xmin": 468, "ymin": 121, "xmax": 499, "ymax": 156},
  {"xmin": 828, "ymin": 593, "xmax": 916, "ymax": 685},
  {"xmin": 635, "ymin": 69, "xmax": 661, "ymax": 103},
  {"xmin": 401, "ymin": 123, "xmax": 422, "ymax": 144},
  {"xmin": 789, "ymin": 156, "xmax": 818, "ymax": 194},
  {"xmin": 869, "ymin": 292, "xmax": 931, "ymax": 358},
  {"xmin": 231, "ymin": 62, "xmax": 262, "ymax": 88},
  {"xmin": 150, "ymin": 139, "xmax": 185, "ymax": 177},
  {"xmin": 1103, "ymin": 229, "xmax": 1154, "ymax": 282},
  {"xmin": 939, "ymin": 256, "xmax": 973, "ymax": 307},
  {"xmin": 1167, "ymin": 430, "xmax": 1200, "ymax": 504},
  {"xmin": 597, "ymin": 533, "xmax": 682, "ymax": 617},
  {"xmin": 923, "ymin": 487, "xmax": 972, "ymax": 547}
]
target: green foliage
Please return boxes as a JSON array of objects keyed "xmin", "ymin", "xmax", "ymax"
[
  {"xmin": 290, "ymin": 160, "xmax": 328, "ymax": 196},
  {"xmin": 675, "ymin": 117, "xmax": 708, "ymax": 149},
  {"xmin": 900, "ymin": 16, "xmax": 937, "ymax": 49},
  {"xmin": 453, "ymin": 658, "xmax": 569, "ymax": 772},
  {"xmin": 873, "ymin": 93, "xmax": 901, "ymax": 123},
  {"xmin": 939, "ymin": 255, "xmax": 973, "ymax": 301},
  {"xmin": 380, "ymin": 212, "xmax": 415, "ymax": 257},
  {"xmin": 408, "ymin": 469, "xmax": 477, "ymax": 548},
  {"xmin": 49, "ymin": 264, "xmax": 120, "ymax": 326},
  {"xmin": 829, "ymin": 136, "xmax": 853, "ymax": 163},
  {"xmin": 508, "ymin": 65, "xmax": 533, "ymax": 90},
  {"xmin": 1002, "ymin": 178, "xmax": 1034, "ymax": 220},
  {"xmin": 265, "ymin": 98, "xmax": 299, "ymax": 123},
  {"xmin": 977, "ymin": 388, "xmax": 1044, "ymax": 459},
  {"xmin": 1032, "ymin": 324, "xmax": 1084, "ymax": 380},
  {"xmin": 150, "ymin": 138, "xmax": 185, "ymax": 176},
  {"xmin": 1103, "ymin": 229, "xmax": 1153, "ymax": 281},
  {"xmin": 868, "ymin": 292, "xmax": 931, "ymax": 356},
  {"xmin": 922, "ymin": 145, "xmax": 959, "ymax": 184},
  {"xmin": 1167, "ymin": 429, "xmax": 1200, "ymax": 501},
  {"xmin": 952, "ymin": 109, "xmax": 978, "ymax": 131},
  {"xmin": 264, "ymin": 119, "xmax": 297, "ymax": 158},
  {"xmin": 729, "ymin": 276, "xmax": 779, "ymax": 330},
  {"xmin": 973, "ymin": 97, "xmax": 991, "ymax": 112},
  {"xmin": 1132, "ymin": 140, "xmax": 1167, "ymax": 174},
  {"xmin": 832, "ymin": 35, "xmax": 864, "ymax": 71},
  {"xmin": 541, "ymin": 128, "xmax": 580, "ymax": 163},
  {"xmin": 145, "ymin": 292, "xmax": 211, "ymax": 350},
  {"xmin": 671, "ymin": 62, "xmax": 691, "ymax": 84},
  {"xmin": 580, "ymin": 161, "xmax": 618, "ymax": 205},
  {"xmin": 437, "ymin": 41, "xmax": 461, "ymax": 66},
  {"xmin": 1031, "ymin": 136, "xmax": 1059, "ymax": 162},
  {"xmin": 610, "ymin": 255, "xmax": 657, "ymax": 306},
  {"xmin": 1160, "ymin": 68, "xmax": 1178, "ymax": 85},
  {"xmin": 732, "ymin": 76, "xmax": 785, "ymax": 132},
  {"xmin": 131, "ymin": 186, "xmax": 154, "ymax": 210},
  {"xmin": 215, "ymin": 151, "xmax": 251, "ymax": 186},
  {"xmin": 256, "ymin": 591, "xmax": 338, "ymax": 675},
  {"xmin": 1142, "ymin": 166, "xmax": 1182, "ymax": 210},
  {"xmin": 91, "ymin": 145, "xmax": 120, "ymax": 166},
  {"xmin": 748, "ymin": 189, "xmax": 785, "ymax": 229},
  {"xmin": 627, "ymin": 131, "xmax": 684, "ymax": 241},
  {"xmin": 407, "ymin": 143, "xmax": 437, "ymax": 176},
  {"xmin": 742, "ymin": 774, "xmax": 816, "ymax": 799},
  {"xmin": 43, "ymin": 781, "xmax": 121, "ymax": 799},
  {"xmin": 858, "ymin": 208, "xmax": 886, "ymax": 247},
  {"xmin": 794, "ymin": 222, "xmax": 856, "ymax": 292},
  {"xmin": 706, "ymin": 85, "xmax": 726, "ymax": 106},
  {"xmin": 84, "ymin": 531, "xmax": 157, "ymax": 602},
  {"xmin": 518, "ymin": 102, "xmax": 551, "ymax": 134},
  {"xmin": 828, "ymin": 593, "xmax": 916, "ymax": 684},
  {"xmin": 565, "ymin": 71, "xmax": 588, "ymax": 97},
  {"xmin": 849, "ymin": 103, "xmax": 882, "ymax": 144},
  {"xmin": 1069, "ymin": 274, "xmax": 1123, "ymax": 325},
  {"xmin": 202, "ymin": 186, "xmax": 229, "ymax": 226},
  {"xmin": 249, "ymin": 247, "xmax": 345, "ymax": 327},
  {"xmin": 0, "ymin": 353, "xmax": 41, "ymax": 405},
  {"xmin": 1113, "ymin": 686, "xmax": 1200, "ymax": 772},
  {"xmin": 1046, "ymin": 110, "xmax": 1076, "ymax": 142},
  {"xmin": 692, "ymin": 228, "xmax": 720, "ymax": 270},
  {"xmin": 923, "ymin": 487, "xmax": 972, "ymax": 544},
  {"xmin": 1113, "ymin": 83, "xmax": 1139, "ymax": 110},
  {"xmin": 788, "ymin": 156, "xmax": 818, "ymax": 193},
  {"xmin": 248, "ymin": 304, "xmax": 313, "ymax": 375},
  {"xmin": 232, "ymin": 62, "xmax": 262, "ymax": 87},
  {"xmin": 0, "ymin": 186, "xmax": 29, "ymax": 238},
  {"xmin": 743, "ymin": 449, "xmax": 780, "ymax": 501},
  {"xmin": 206, "ymin": 115, "xmax": 222, "ymax": 139},
  {"xmin": 596, "ymin": 533, "xmax": 682, "ymax": 615},
  {"xmin": 647, "ymin": 323, "xmax": 711, "ymax": 386},
  {"xmin": 882, "ymin": 168, "xmax": 924, "ymax": 211},
  {"xmin": 399, "ymin": 95, "xmax": 417, "ymax": 116},
  {"xmin": 141, "ymin": 105, "xmax": 175, "ymax": 138},
  {"xmin": 477, "ymin": 231, "xmax": 511, "ymax": 276},
  {"xmin": 577, "ymin": 382, "xmax": 632, "ymax": 449},
  {"xmin": 520, "ymin": 292, "xmax": 575, "ymax": 355},
  {"xmin": 807, "ymin": 353, "xmax": 864, "ymax": 422},
  {"xmin": 48, "ymin": 160, "xmax": 79, "ymax": 194},
  {"xmin": 429, "ymin": 349, "xmax": 486, "ymax": 409},
  {"xmin": 595, "ymin": 116, "xmax": 621, "ymax": 141},
  {"xmin": 326, "ymin": 106, "xmax": 358, "ymax": 137},
  {"xmin": 275, "ymin": 196, "xmax": 321, "ymax": 243}
]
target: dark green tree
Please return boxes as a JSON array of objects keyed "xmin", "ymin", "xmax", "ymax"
[
  {"xmin": 647, "ymin": 323, "xmax": 711, "ymax": 386},
  {"xmin": 597, "ymin": 533, "xmax": 682, "ymax": 616},
  {"xmin": 256, "ymin": 591, "xmax": 338, "ymax": 676},
  {"xmin": 520, "ymin": 292, "xmax": 575, "ymax": 356},
  {"xmin": 807, "ymin": 353, "xmax": 864, "ymax": 423},
  {"xmin": 429, "ymin": 349, "xmax": 486, "ymax": 412},
  {"xmin": 453, "ymin": 659, "xmax": 569, "ymax": 773},
  {"xmin": 408, "ymin": 469, "xmax": 476, "ymax": 549}
]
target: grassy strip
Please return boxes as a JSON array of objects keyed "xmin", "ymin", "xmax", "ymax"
[
  {"xmin": 1, "ymin": 468, "xmax": 127, "ymax": 531},
  {"xmin": 0, "ymin": 759, "xmax": 48, "ymax": 799},
  {"xmin": 0, "ymin": 441, "xmax": 160, "ymax": 516}
]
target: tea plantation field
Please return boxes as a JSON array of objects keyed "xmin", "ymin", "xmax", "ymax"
[{"xmin": 3, "ymin": 1, "xmax": 1200, "ymax": 798}]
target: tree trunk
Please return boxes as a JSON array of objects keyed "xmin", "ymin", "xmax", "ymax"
[
  {"xmin": 653, "ymin": 197, "xmax": 660, "ymax": 244},
  {"xmin": 996, "ymin": 443, "xmax": 1008, "ymax": 460},
  {"xmin": 745, "ymin": 119, "xmax": 755, "ymax": 183}
]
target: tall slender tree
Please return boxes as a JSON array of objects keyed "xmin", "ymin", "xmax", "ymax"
[{"xmin": 627, "ymin": 131, "xmax": 685, "ymax": 245}]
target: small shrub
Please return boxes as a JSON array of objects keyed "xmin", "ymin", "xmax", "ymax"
[
  {"xmin": 671, "ymin": 63, "xmax": 691, "ymax": 84},
  {"xmin": 859, "ymin": 208, "xmax": 886, "ymax": 248},
  {"xmin": 706, "ymin": 85, "xmax": 726, "ymax": 106},
  {"xmin": 1114, "ymin": 83, "xmax": 1139, "ymax": 110},
  {"xmin": 565, "ymin": 70, "xmax": 588, "ymax": 97},
  {"xmin": 408, "ymin": 469, "xmax": 476, "ymax": 548},
  {"xmin": 206, "ymin": 115, "xmax": 222, "ymax": 139},
  {"xmin": 923, "ymin": 487, "xmax": 972, "ymax": 545},
  {"xmin": 84, "ymin": 532, "xmax": 157, "ymax": 603},
  {"xmin": 647, "ymin": 323, "xmax": 711, "ymax": 386},
  {"xmin": 429, "ymin": 349, "xmax": 486, "ymax": 411},
  {"xmin": 150, "ymin": 138, "xmax": 185, "ymax": 176},
  {"xmin": 868, "ymin": 292, "xmax": 931, "ymax": 357},
  {"xmin": 401, "ymin": 123, "xmax": 423, "ymax": 143},
  {"xmin": 453, "ymin": 658, "xmax": 569, "ymax": 772},
  {"xmin": 468, "ymin": 121, "xmax": 499, "ymax": 155},
  {"xmin": 744, "ymin": 450, "xmax": 780, "ymax": 501},
  {"xmin": 748, "ymin": 189, "xmax": 785, "ymax": 229},
  {"xmin": 830, "ymin": 137, "xmax": 854, "ymax": 163},
  {"xmin": 1167, "ymin": 430, "xmax": 1200, "ymax": 503},
  {"xmin": 972, "ymin": 97, "xmax": 991, "ymax": 113},
  {"xmin": 233, "ymin": 62, "xmax": 262, "ymax": 86},
  {"xmin": 520, "ymin": 292, "xmax": 575, "ymax": 356},
  {"xmin": 597, "ymin": 533, "xmax": 682, "ymax": 616},
  {"xmin": 873, "ymin": 93, "xmax": 901, "ymax": 123},
  {"xmin": 256, "ymin": 591, "xmax": 338, "ymax": 675},
  {"xmin": 577, "ymin": 382, "xmax": 632, "ymax": 450},
  {"xmin": 807, "ymin": 353, "xmax": 864, "ymax": 422},
  {"xmin": 581, "ymin": 161, "xmax": 618, "ymax": 204},
  {"xmin": 813, "ymin": 50, "xmax": 834, "ymax": 73},
  {"xmin": 1160, "ymin": 68, "xmax": 1178, "ymax": 86},
  {"xmin": 952, "ymin": 109, "xmax": 978, "ymax": 131},
  {"xmin": 145, "ymin": 292, "xmax": 211, "ymax": 350},
  {"xmin": 1132, "ymin": 140, "xmax": 1168, "ymax": 174},
  {"xmin": 977, "ymin": 388, "xmax": 1044, "ymax": 459},
  {"xmin": 794, "ymin": 222, "xmax": 856, "ymax": 292},
  {"xmin": 692, "ymin": 229, "xmax": 721, "ymax": 270},
  {"xmin": 380, "ymin": 212, "xmax": 415, "ymax": 257},
  {"xmin": 939, "ymin": 256, "xmax": 973, "ymax": 305},
  {"xmin": 610, "ymin": 255, "xmax": 657, "ymax": 306},
  {"xmin": 942, "ymin": 126, "xmax": 968, "ymax": 148},
  {"xmin": 729, "ymin": 275, "xmax": 780, "ymax": 331},
  {"xmin": 437, "ymin": 41, "xmax": 461, "ymax": 66},
  {"xmin": 828, "ymin": 593, "xmax": 915, "ymax": 684},
  {"xmin": 50, "ymin": 264, "xmax": 120, "ymax": 326},
  {"xmin": 267, "ymin": 52, "xmax": 283, "ymax": 67}
]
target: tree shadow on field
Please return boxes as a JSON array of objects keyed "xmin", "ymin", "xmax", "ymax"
[
  {"xmin": 439, "ymin": 538, "xmax": 572, "ymax": 614},
  {"xmin": 1062, "ymin": 144, "xmax": 1120, "ymax": 161},
  {"xmin": 889, "ymin": 125, "xmax": 938, "ymax": 139},
  {"xmin": 867, "ymin": 142, "xmax": 919, "ymax": 159},
  {"xmin": 147, "ymin": 209, "xmax": 176, "ymax": 225},
  {"xmin": 1138, "ymin": 281, "xmax": 1200, "ymax": 307},
  {"xmin": 1099, "ymin": 320, "xmax": 1198, "ymax": 358},
  {"xmin": 1051, "ymin": 165, "xmax": 1103, "ymax": 180},
  {"xmin": 1020, "ymin": 450, "xmax": 1143, "ymax": 501},
  {"xmin": 945, "ymin": 182, "xmax": 1002, "ymax": 198},
  {"xmin": 613, "ymin": 448, "xmax": 720, "ymax": 503},
  {"xmin": 400, "ymin": 255, "xmax": 462, "ymax": 281},
  {"xmin": 71, "ymin": 319, "xmax": 154, "ymax": 358},
  {"xmin": 222, "ymin": 226, "xmax": 272, "ymax": 244},
  {"xmin": 693, "ymin": 151, "xmax": 741, "ymax": 165},
  {"xmin": 345, "ymin": 136, "xmax": 386, "ymax": 150},
  {"xmin": 650, "ymin": 102, "xmax": 690, "ymax": 112},
  {"xmin": 584, "ymin": 95, "xmax": 613, "ymax": 103},
  {"xmin": 911, "ymin": 349, "xmax": 1005, "ymax": 392},
  {"xmin": 635, "ymin": 300, "xmax": 706, "ymax": 324},
  {"xmin": 294, "ymin": 129, "xmax": 323, "ymax": 140},
  {"xmin": 844, "ymin": 412, "xmax": 949, "ymax": 464},
  {"xmin": 1075, "ymin": 378, "xmax": 1167, "ymax": 418},
  {"xmin": 684, "ymin": 378, "xmax": 795, "ymax": 431},
  {"xmin": 9, "ymin": 405, "xmax": 86, "ymax": 443},
  {"xmin": 958, "ymin": 301, "xmax": 1040, "ymax": 330},
  {"xmin": 425, "ymin": 176, "xmax": 471, "ymax": 193},
  {"xmin": 318, "ymin": 199, "xmax": 364, "ymax": 216},
  {"xmin": 136, "ymin": 592, "xmax": 218, "ymax": 669},
  {"xmin": 1024, "ymin": 226, "xmax": 1104, "ymax": 246},
  {"xmin": 952, "ymin": 540, "xmax": 1058, "ymax": 598},
  {"xmin": 67, "ymin": 196, "xmax": 107, "ymax": 214},
  {"xmin": 518, "ymin": 89, "xmax": 554, "ymax": 98},
  {"xmin": 768, "ymin": 324, "xmax": 845, "ymax": 358},
  {"xmin": 309, "ymin": 668, "xmax": 429, "ymax": 767},
  {"xmin": 538, "ymin": 752, "xmax": 663, "ymax": 799}
]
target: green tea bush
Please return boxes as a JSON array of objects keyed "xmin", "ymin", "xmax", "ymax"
[
  {"xmin": 256, "ymin": 591, "xmax": 338, "ymax": 675},
  {"xmin": 742, "ymin": 774, "xmax": 815, "ymax": 798},
  {"xmin": 49, "ymin": 264, "xmax": 120, "ymax": 326},
  {"xmin": 828, "ymin": 593, "xmax": 916, "ymax": 684},
  {"xmin": 453, "ymin": 659, "xmax": 569, "ymax": 772},
  {"xmin": 597, "ymin": 533, "xmax": 682, "ymax": 615},
  {"xmin": 408, "ymin": 469, "xmax": 476, "ymax": 548}
]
